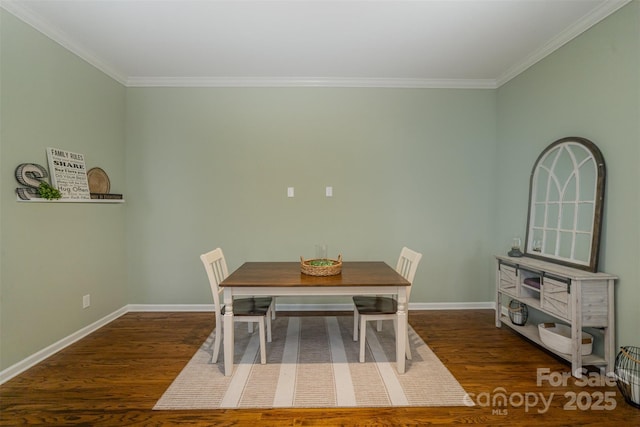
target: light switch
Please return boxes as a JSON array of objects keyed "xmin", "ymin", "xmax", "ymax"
[
  {"xmin": 287, "ymin": 187, "xmax": 294, "ymax": 198},
  {"xmin": 325, "ymin": 186, "xmax": 333, "ymax": 197}
]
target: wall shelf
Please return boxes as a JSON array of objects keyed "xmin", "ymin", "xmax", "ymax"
[{"xmin": 16, "ymin": 197, "xmax": 124, "ymax": 204}]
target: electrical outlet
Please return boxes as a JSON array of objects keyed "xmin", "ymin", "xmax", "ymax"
[
  {"xmin": 83, "ymin": 294, "xmax": 91, "ymax": 309},
  {"xmin": 325, "ymin": 186, "xmax": 333, "ymax": 197},
  {"xmin": 287, "ymin": 187, "xmax": 294, "ymax": 198}
]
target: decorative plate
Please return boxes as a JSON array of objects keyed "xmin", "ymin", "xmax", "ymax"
[{"xmin": 87, "ymin": 167, "xmax": 110, "ymax": 193}]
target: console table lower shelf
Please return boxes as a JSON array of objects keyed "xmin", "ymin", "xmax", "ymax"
[{"xmin": 498, "ymin": 313, "xmax": 608, "ymax": 368}]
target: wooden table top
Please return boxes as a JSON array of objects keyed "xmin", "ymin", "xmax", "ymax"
[{"xmin": 220, "ymin": 261, "xmax": 410, "ymax": 287}]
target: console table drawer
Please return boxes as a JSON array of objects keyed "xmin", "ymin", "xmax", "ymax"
[
  {"xmin": 499, "ymin": 264, "xmax": 517, "ymax": 293},
  {"xmin": 542, "ymin": 277, "xmax": 571, "ymax": 319}
]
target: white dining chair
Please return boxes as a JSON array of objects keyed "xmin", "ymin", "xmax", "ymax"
[
  {"xmin": 353, "ymin": 246, "xmax": 422, "ymax": 363},
  {"xmin": 200, "ymin": 248, "xmax": 273, "ymax": 364}
]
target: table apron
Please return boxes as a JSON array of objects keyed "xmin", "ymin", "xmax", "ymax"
[{"xmin": 224, "ymin": 285, "xmax": 405, "ymax": 297}]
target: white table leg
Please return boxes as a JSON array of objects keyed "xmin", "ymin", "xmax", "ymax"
[
  {"xmin": 396, "ymin": 287, "xmax": 407, "ymax": 374},
  {"xmin": 223, "ymin": 288, "xmax": 234, "ymax": 376}
]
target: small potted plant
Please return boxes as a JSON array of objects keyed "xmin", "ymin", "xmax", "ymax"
[{"xmin": 38, "ymin": 181, "xmax": 62, "ymax": 200}]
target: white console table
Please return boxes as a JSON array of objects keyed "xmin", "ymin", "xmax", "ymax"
[{"xmin": 495, "ymin": 255, "xmax": 617, "ymax": 378}]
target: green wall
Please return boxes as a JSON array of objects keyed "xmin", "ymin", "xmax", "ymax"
[
  {"xmin": 0, "ymin": 11, "xmax": 127, "ymax": 369},
  {"xmin": 125, "ymin": 87, "xmax": 497, "ymax": 306},
  {"xmin": 2, "ymin": 2, "xmax": 638, "ymax": 372},
  {"xmin": 495, "ymin": 2, "xmax": 640, "ymax": 347}
]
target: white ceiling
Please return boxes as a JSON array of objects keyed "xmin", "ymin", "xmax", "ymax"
[{"xmin": 2, "ymin": 0, "xmax": 631, "ymax": 88}]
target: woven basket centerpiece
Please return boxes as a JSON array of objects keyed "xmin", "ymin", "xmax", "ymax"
[{"xmin": 300, "ymin": 254, "xmax": 342, "ymax": 276}]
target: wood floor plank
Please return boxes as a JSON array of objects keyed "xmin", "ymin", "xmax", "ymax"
[{"xmin": 1, "ymin": 310, "xmax": 638, "ymax": 426}]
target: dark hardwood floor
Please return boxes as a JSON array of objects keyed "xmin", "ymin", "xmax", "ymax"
[{"xmin": 1, "ymin": 310, "xmax": 638, "ymax": 426}]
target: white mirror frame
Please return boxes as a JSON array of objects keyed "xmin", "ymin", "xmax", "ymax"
[{"xmin": 524, "ymin": 137, "xmax": 606, "ymax": 272}]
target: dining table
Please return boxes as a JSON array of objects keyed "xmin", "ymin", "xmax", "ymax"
[{"xmin": 219, "ymin": 261, "xmax": 411, "ymax": 376}]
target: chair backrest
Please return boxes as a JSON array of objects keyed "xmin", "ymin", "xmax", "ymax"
[
  {"xmin": 395, "ymin": 247, "xmax": 422, "ymax": 301},
  {"xmin": 200, "ymin": 248, "xmax": 229, "ymax": 315}
]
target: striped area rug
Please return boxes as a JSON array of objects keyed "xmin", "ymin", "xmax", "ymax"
[{"xmin": 154, "ymin": 316, "xmax": 470, "ymax": 409}]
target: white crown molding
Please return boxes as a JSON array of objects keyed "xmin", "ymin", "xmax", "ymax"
[
  {"xmin": 0, "ymin": 301, "xmax": 494, "ymax": 384},
  {"xmin": 126, "ymin": 76, "xmax": 498, "ymax": 89},
  {"xmin": 1, "ymin": 0, "xmax": 129, "ymax": 85},
  {"xmin": 496, "ymin": 0, "xmax": 632, "ymax": 87}
]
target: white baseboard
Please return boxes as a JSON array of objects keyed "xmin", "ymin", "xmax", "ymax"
[
  {"xmin": 1, "ymin": 301, "xmax": 494, "ymax": 384},
  {"xmin": 127, "ymin": 301, "xmax": 495, "ymax": 312},
  {"xmin": 411, "ymin": 301, "xmax": 495, "ymax": 310},
  {"xmin": 0, "ymin": 306, "xmax": 128, "ymax": 385},
  {"xmin": 126, "ymin": 303, "xmax": 215, "ymax": 312}
]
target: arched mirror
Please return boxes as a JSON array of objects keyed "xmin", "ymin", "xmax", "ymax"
[{"xmin": 525, "ymin": 137, "xmax": 606, "ymax": 272}]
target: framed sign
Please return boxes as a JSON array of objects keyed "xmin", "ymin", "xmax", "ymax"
[{"xmin": 46, "ymin": 147, "xmax": 91, "ymax": 199}]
